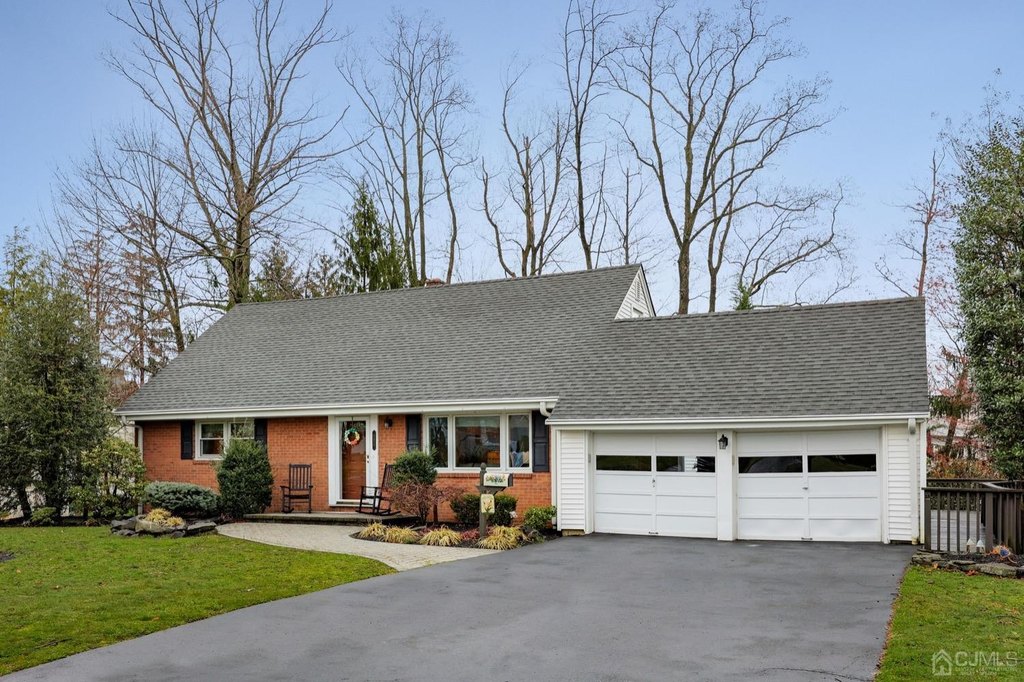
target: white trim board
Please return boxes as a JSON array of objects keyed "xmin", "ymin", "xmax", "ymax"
[{"xmin": 547, "ymin": 414, "xmax": 928, "ymax": 430}]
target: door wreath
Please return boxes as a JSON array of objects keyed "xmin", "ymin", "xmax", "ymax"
[{"xmin": 343, "ymin": 426, "xmax": 362, "ymax": 446}]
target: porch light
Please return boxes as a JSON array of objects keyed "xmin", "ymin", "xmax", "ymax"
[
  {"xmin": 384, "ymin": 417, "xmax": 393, "ymax": 429},
  {"xmin": 718, "ymin": 434, "xmax": 729, "ymax": 450}
]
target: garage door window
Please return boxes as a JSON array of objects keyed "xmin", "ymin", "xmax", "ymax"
[
  {"xmin": 596, "ymin": 455, "xmax": 650, "ymax": 471},
  {"xmin": 808, "ymin": 454, "xmax": 876, "ymax": 473},
  {"xmin": 738, "ymin": 455, "xmax": 803, "ymax": 474},
  {"xmin": 656, "ymin": 456, "xmax": 715, "ymax": 473}
]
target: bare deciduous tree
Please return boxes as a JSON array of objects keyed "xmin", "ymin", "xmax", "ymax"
[
  {"xmin": 607, "ymin": 0, "xmax": 834, "ymax": 313},
  {"xmin": 562, "ymin": 0, "xmax": 624, "ymax": 269},
  {"xmin": 340, "ymin": 10, "xmax": 472, "ymax": 284},
  {"xmin": 482, "ymin": 70, "xmax": 572, "ymax": 278},
  {"xmin": 111, "ymin": 0, "xmax": 342, "ymax": 308}
]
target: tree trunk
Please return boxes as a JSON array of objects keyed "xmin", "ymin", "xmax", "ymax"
[
  {"xmin": 16, "ymin": 487, "xmax": 32, "ymax": 519},
  {"xmin": 676, "ymin": 249, "xmax": 690, "ymax": 314}
]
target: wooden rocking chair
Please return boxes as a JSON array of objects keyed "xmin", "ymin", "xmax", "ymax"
[
  {"xmin": 281, "ymin": 463, "xmax": 313, "ymax": 513},
  {"xmin": 358, "ymin": 464, "xmax": 395, "ymax": 516}
]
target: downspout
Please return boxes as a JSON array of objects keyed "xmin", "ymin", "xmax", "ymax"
[{"xmin": 539, "ymin": 401, "xmax": 553, "ymax": 417}]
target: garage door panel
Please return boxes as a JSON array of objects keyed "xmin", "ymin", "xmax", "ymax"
[
  {"xmin": 808, "ymin": 496, "xmax": 879, "ymax": 518},
  {"xmin": 737, "ymin": 475, "xmax": 803, "ymax": 497},
  {"xmin": 595, "ymin": 472, "xmax": 649, "ymax": 493},
  {"xmin": 655, "ymin": 475, "xmax": 716, "ymax": 496},
  {"xmin": 655, "ymin": 493, "xmax": 716, "ymax": 517},
  {"xmin": 595, "ymin": 511, "xmax": 652, "ymax": 535},
  {"xmin": 738, "ymin": 496, "xmax": 806, "ymax": 518},
  {"xmin": 737, "ymin": 517, "xmax": 806, "ymax": 541},
  {"xmin": 656, "ymin": 514, "xmax": 717, "ymax": 538},
  {"xmin": 809, "ymin": 518, "xmax": 880, "ymax": 541},
  {"xmin": 595, "ymin": 491, "xmax": 653, "ymax": 515},
  {"xmin": 809, "ymin": 474, "xmax": 877, "ymax": 496}
]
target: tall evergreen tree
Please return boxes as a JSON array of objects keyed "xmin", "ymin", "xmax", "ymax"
[
  {"xmin": 338, "ymin": 183, "xmax": 408, "ymax": 293},
  {"xmin": 0, "ymin": 234, "xmax": 109, "ymax": 516},
  {"xmin": 954, "ymin": 114, "xmax": 1024, "ymax": 478},
  {"xmin": 251, "ymin": 239, "xmax": 305, "ymax": 302}
]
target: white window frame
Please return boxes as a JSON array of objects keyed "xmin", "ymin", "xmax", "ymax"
[
  {"xmin": 424, "ymin": 412, "xmax": 532, "ymax": 472},
  {"xmin": 195, "ymin": 418, "xmax": 255, "ymax": 461}
]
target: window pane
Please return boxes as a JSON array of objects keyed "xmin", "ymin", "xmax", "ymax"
[
  {"xmin": 200, "ymin": 437, "xmax": 223, "ymax": 457},
  {"xmin": 656, "ymin": 456, "xmax": 715, "ymax": 473},
  {"xmin": 596, "ymin": 455, "xmax": 651, "ymax": 472},
  {"xmin": 454, "ymin": 416, "xmax": 500, "ymax": 468},
  {"xmin": 428, "ymin": 417, "xmax": 449, "ymax": 468},
  {"xmin": 508, "ymin": 414, "xmax": 531, "ymax": 468},
  {"xmin": 200, "ymin": 423, "xmax": 224, "ymax": 439},
  {"xmin": 808, "ymin": 454, "xmax": 876, "ymax": 473},
  {"xmin": 230, "ymin": 420, "xmax": 254, "ymax": 440},
  {"xmin": 738, "ymin": 456, "xmax": 803, "ymax": 474}
]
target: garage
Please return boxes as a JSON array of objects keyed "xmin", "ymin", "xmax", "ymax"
[
  {"xmin": 736, "ymin": 429, "xmax": 882, "ymax": 542},
  {"xmin": 592, "ymin": 432, "xmax": 717, "ymax": 537}
]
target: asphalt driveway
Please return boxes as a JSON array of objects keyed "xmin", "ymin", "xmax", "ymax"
[{"xmin": 6, "ymin": 535, "xmax": 911, "ymax": 682}]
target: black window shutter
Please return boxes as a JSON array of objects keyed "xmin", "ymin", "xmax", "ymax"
[
  {"xmin": 254, "ymin": 418, "xmax": 268, "ymax": 450},
  {"xmin": 180, "ymin": 420, "xmax": 194, "ymax": 460},
  {"xmin": 405, "ymin": 414, "xmax": 422, "ymax": 452},
  {"xmin": 532, "ymin": 410, "xmax": 549, "ymax": 473}
]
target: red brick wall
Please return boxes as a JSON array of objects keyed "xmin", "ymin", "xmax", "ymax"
[
  {"xmin": 142, "ymin": 414, "xmax": 553, "ymax": 520},
  {"xmin": 377, "ymin": 415, "xmax": 552, "ymax": 524}
]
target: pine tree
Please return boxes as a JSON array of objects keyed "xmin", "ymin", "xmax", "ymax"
[
  {"xmin": 337, "ymin": 183, "xmax": 408, "ymax": 293},
  {"xmin": 251, "ymin": 239, "xmax": 305, "ymax": 302}
]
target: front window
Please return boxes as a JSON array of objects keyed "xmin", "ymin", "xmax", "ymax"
[
  {"xmin": 425, "ymin": 413, "xmax": 533, "ymax": 470},
  {"xmin": 197, "ymin": 419, "xmax": 254, "ymax": 460}
]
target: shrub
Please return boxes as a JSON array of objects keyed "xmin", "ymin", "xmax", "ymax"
[
  {"xmin": 928, "ymin": 453, "xmax": 998, "ymax": 479},
  {"xmin": 382, "ymin": 526, "xmax": 421, "ymax": 544},
  {"xmin": 522, "ymin": 505, "xmax": 557, "ymax": 531},
  {"xmin": 450, "ymin": 493, "xmax": 518, "ymax": 526},
  {"xmin": 144, "ymin": 507, "xmax": 185, "ymax": 528},
  {"xmin": 477, "ymin": 525, "xmax": 525, "ymax": 550},
  {"xmin": 460, "ymin": 529, "xmax": 479, "ymax": 543},
  {"xmin": 420, "ymin": 526, "xmax": 462, "ymax": 547},
  {"xmin": 216, "ymin": 439, "xmax": 273, "ymax": 518},
  {"xmin": 391, "ymin": 450, "xmax": 437, "ymax": 485},
  {"xmin": 356, "ymin": 522, "xmax": 388, "ymax": 541},
  {"xmin": 144, "ymin": 482, "xmax": 220, "ymax": 519},
  {"xmin": 391, "ymin": 482, "xmax": 460, "ymax": 524},
  {"xmin": 28, "ymin": 507, "xmax": 58, "ymax": 526},
  {"xmin": 71, "ymin": 437, "xmax": 147, "ymax": 520}
]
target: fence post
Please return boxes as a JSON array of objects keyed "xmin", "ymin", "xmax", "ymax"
[
  {"xmin": 923, "ymin": 490, "xmax": 930, "ymax": 550},
  {"xmin": 984, "ymin": 491, "xmax": 995, "ymax": 550}
]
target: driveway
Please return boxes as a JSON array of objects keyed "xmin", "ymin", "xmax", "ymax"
[{"xmin": 5, "ymin": 536, "xmax": 911, "ymax": 682}]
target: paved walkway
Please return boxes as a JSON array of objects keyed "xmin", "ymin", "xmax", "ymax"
[{"xmin": 217, "ymin": 522, "xmax": 495, "ymax": 570}]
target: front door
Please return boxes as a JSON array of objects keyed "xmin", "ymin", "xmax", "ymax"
[{"xmin": 340, "ymin": 418, "xmax": 374, "ymax": 500}]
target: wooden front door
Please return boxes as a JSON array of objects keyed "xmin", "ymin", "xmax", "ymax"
[{"xmin": 341, "ymin": 419, "xmax": 367, "ymax": 500}]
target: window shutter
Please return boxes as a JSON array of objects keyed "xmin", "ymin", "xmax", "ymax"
[
  {"xmin": 532, "ymin": 410, "xmax": 549, "ymax": 473},
  {"xmin": 180, "ymin": 420, "xmax": 194, "ymax": 460},
  {"xmin": 254, "ymin": 418, "xmax": 268, "ymax": 450},
  {"xmin": 405, "ymin": 414, "xmax": 422, "ymax": 452}
]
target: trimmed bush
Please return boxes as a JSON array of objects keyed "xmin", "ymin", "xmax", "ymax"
[
  {"xmin": 356, "ymin": 522, "xmax": 388, "ymax": 541},
  {"xmin": 28, "ymin": 507, "xmax": 58, "ymax": 526},
  {"xmin": 522, "ymin": 505, "xmax": 557, "ymax": 531},
  {"xmin": 420, "ymin": 526, "xmax": 462, "ymax": 547},
  {"xmin": 450, "ymin": 493, "xmax": 517, "ymax": 526},
  {"xmin": 391, "ymin": 450, "xmax": 437, "ymax": 485},
  {"xmin": 216, "ymin": 439, "xmax": 273, "ymax": 518},
  {"xmin": 144, "ymin": 482, "xmax": 220, "ymax": 519},
  {"xmin": 71, "ymin": 438, "xmax": 147, "ymax": 520},
  {"xmin": 382, "ymin": 526, "xmax": 421, "ymax": 544},
  {"xmin": 477, "ymin": 525, "xmax": 526, "ymax": 550}
]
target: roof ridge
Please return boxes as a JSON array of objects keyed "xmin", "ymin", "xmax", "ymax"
[
  {"xmin": 235, "ymin": 263, "xmax": 642, "ymax": 307},
  {"xmin": 612, "ymin": 296, "xmax": 923, "ymax": 323}
]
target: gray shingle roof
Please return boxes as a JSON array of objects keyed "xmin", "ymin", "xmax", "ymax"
[{"xmin": 118, "ymin": 266, "xmax": 929, "ymax": 421}]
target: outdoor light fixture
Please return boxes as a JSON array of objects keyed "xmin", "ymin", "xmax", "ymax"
[
  {"xmin": 718, "ymin": 434, "xmax": 729, "ymax": 450},
  {"xmin": 384, "ymin": 417, "xmax": 393, "ymax": 429}
]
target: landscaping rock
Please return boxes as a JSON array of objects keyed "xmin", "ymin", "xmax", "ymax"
[
  {"xmin": 977, "ymin": 563, "xmax": 1017, "ymax": 578},
  {"xmin": 949, "ymin": 560, "xmax": 976, "ymax": 569},
  {"xmin": 185, "ymin": 520, "xmax": 217, "ymax": 536},
  {"xmin": 111, "ymin": 517, "xmax": 138, "ymax": 532},
  {"xmin": 114, "ymin": 529, "xmax": 137, "ymax": 537},
  {"xmin": 911, "ymin": 552, "xmax": 943, "ymax": 565}
]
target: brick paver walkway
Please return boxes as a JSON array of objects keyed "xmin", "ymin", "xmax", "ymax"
[{"xmin": 217, "ymin": 522, "xmax": 495, "ymax": 571}]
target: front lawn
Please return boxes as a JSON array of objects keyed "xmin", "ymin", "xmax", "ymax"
[
  {"xmin": 0, "ymin": 526, "xmax": 392, "ymax": 675},
  {"xmin": 878, "ymin": 566, "xmax": 1024, "ymax": 680}
]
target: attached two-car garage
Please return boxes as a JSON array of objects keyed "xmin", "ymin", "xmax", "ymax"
[{"xmin": 589, "ymin": 428, "xmax": 886, "ymax": 543}]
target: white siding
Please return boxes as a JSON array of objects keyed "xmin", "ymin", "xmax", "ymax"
[
  {"xmin": 885, "ymin": 424, "xmax": 916, "ymax": 542},
  {"xmin": 557, "ymin": 430, "xmax": 588, "ymax": 531},
  {"xmin": 615, "ymin": 270, "xmax": 654, "ymax": 319}
]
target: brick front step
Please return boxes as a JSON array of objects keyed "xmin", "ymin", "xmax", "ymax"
[{"xmin": 243, "ymin": 510, "xmax": 417, "ymax": 526}]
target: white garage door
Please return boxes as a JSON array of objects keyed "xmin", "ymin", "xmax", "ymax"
[
  {"xmin": 593, "ymin": 432, "xmax": 717, "ymax": 537},
  {"xmin": 736, "ymin": 430, "xmax": 882, "ymax": 542}
]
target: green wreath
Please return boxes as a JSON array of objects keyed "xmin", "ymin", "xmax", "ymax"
[{"xmin": 343, "ymin": 426, "xmax": 362, "ymax": 446}]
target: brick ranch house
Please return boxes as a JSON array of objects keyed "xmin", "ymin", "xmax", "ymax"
[{"xmin": 116, "ymin": 265, "xmax": 930, "ymax": 542}]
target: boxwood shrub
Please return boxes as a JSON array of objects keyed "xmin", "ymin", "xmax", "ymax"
[
  {"xmin": 450, "ymin": 493, "xmax": 517, "ymax": 526},
  {"xmin": 143, "ymin": 482, "xmax": 220, "ymax": 519}
]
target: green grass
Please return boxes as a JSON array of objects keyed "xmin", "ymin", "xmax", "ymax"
[
  {"xmin": 878, "ymin": 566, "xmax": 1024, "ymax": 680},
  {"xmin": 0, "ymin": 526, "xmax": 392, "ymax": 675}
]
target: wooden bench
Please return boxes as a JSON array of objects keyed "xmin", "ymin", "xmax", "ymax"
[{"xmin": 280, "ymin": 463, "xmax": 313, "ymax": 513}]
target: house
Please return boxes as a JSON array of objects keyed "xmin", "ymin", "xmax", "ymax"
[{"xmin": 116, "ymin": 265, "xmax": 930, "ymax": 543}]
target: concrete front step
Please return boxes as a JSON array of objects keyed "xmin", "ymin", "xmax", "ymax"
[{"xmin": 244, "ymin": 511, "xmax": 416, "ymax": 526}]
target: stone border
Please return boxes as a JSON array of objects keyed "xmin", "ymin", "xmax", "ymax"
[
  {"xmin": 111, "ymin": 515, "xmax": 219, "ymax": 539},
  {"xmin": 911, "ymin": 551, "xmax": 1024, "ymax": 578}
]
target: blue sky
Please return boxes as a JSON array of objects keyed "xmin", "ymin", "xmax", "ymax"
[{"xmin": 1, "ymin": 1, "xmax": 1021, "ymax": 312}]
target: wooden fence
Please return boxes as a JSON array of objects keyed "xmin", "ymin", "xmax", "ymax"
[{"xmin": 923, "ymin": 480, "xmax": 1024, "ymax": 553}]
